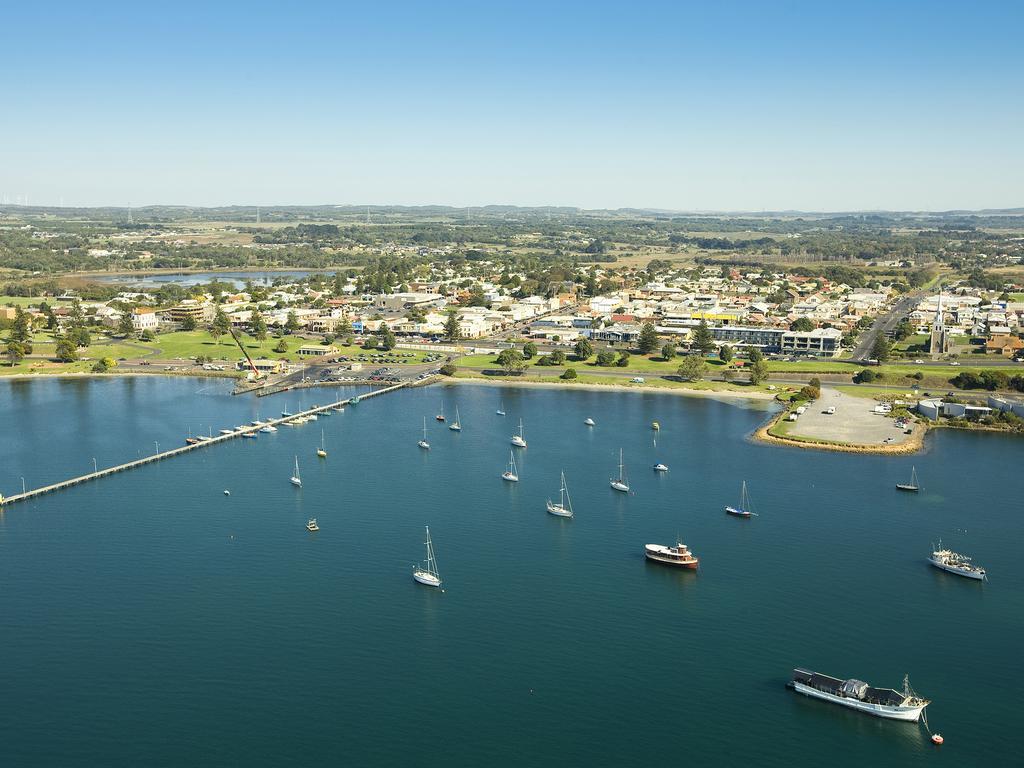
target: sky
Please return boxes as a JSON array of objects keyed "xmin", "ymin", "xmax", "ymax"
[{"xmin": 1, "ymin": 0, "xmax": 1021, "ymax": 211}]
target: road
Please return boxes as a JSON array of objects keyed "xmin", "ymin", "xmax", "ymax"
[{"xmin": 849, "ymin": 291, "xmax": 924, "ymax": 362}]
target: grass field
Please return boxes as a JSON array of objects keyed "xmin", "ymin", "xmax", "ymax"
[
  {"xmin": 452, "ymin": 368, "xmax": 765, "ymax": 394},
  {"xmin": 0, "ymin": 296, "xmax": 50, "ymax": 308}
]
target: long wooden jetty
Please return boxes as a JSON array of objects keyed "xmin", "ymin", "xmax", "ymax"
[{"xmin": 0, "ymin": 380, "xmax": 418, "ymax": 508}]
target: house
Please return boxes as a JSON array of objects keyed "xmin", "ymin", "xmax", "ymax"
[
  {"xmin": 132, "ymin": 308, "xmax": 159, "ymax": 332},
  {"xmin": 985, "ymin": 334, "xmax": 1024, "ymax": 357}
]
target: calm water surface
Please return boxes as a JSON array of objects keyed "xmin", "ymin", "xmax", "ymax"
[
  {"xmin": 95, "ymin": 270, "xmax": 325, "ymax": 289},
  {"xmin": 0, "ymin": 378, "xmax": 1020, "ymax": 767}
]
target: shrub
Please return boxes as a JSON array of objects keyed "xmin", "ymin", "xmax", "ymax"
[{"xmin": 561, "ymin": 368, "xmax": 577, "ymax": 380}]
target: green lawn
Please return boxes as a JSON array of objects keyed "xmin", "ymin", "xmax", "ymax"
[
  {"xmin": 459, "ymin": 351, "xmax": 731, "ymax": 374},
  {"xmin": 0, "ymin": 296, "xmax": 51, "ymax": 309},
  {"xmin": 452, "ymin": 367, "xmax": 768, "ymax": 394}
]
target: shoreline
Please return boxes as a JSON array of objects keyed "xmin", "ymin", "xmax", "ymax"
[{"xmin": 444, "ymin": 376, "xmax": 777, "ymax": 402}]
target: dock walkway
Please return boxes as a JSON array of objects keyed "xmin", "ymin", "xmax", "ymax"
[{"xmin": 0, "ymin": 380, "xmax": 418, "ymax": 507}]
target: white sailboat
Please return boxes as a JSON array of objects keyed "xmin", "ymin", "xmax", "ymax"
[
  {"xmin": 546, "ymin": 471, "xmax": 574, "ymax": 517},
  {"xmin": 584, "ymin": 417, "xmax": 595, "ymax": 426},
  {"xmin": 449, "ymin": 406, "xmax": 462, "ymax": 431},
  {"xmin": 317, "ymin": 429, "xmax": 327, "ymax": 458},
  {"xmin": 413, "ymin": 526, "xmax": 442, "ymax": 588},
  {"xmin": 610, "ymin": 448, "xmax": 629, "ymax": 492},
  {"xmin": 896, "ymin": 467, "xmax": 919, "ymax": 492},
  {"xmin": 290, "ymin": 456, "xmax": 302, "ymax": 487},
  {"xmin": 418, "ymin": 417, "xmax": 430, "ymax": 449},
  {"xmin": 496, "ymin": 400, "xmax": 506, "ymax": 416},
  {"xmin": 511, "ymin": 418, "xmax": 527, "ymax": 447},
  {"xmin": 502, "ymin": 450, "xmax": 519, "ymax": 482},
  {"xmin": 725, "ymin": 480, "xmax": 756, "ymax": 517}
]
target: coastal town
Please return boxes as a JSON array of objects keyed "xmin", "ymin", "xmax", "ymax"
[{"xmin": 5, "ymin": 236, "xmax": 1024, "ymax": 452}]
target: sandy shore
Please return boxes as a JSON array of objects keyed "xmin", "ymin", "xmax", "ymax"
[{"xmin": 445, "ymin": 376, "xmax": 777, "ymax": 402}]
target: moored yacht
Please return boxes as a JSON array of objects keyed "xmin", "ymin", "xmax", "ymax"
[
  {"xmin": 449, "ymin": 407, "xmax": 462, "ymax": 431},
  {"xmin": 412, "ymin": 526, "xmax": 442, "ymax": 588},
  {"xmin": 644, "ymin": 541, "xmax": 699, "ymax": 569},
  {"xmin": 653, "ymin": 463, "xmax": 668, "ymax": 472},
  {"xmin": 929, "ymin": 543, "xmax": 986, "ymax": 580},
  {"xmin": 584, "ymin": 417, "xmax": 595, "ymax": 426},
  {"xmin": 788, "ymin": 670, "xmax": 929, "ymax": 721},
  {"xmin": 306, "ymin": 518, "xmax": 319, "ymax": 532},
  {"xmin": 502, "ymin": 451, "xmax": 519, "ymax": 482},
  {"xmin": 546, "ymin": 471, "xmax": 573, "ymax": 517},
  {"xmin": 418, "ymin": 417, "xmax": 430, "ymax": 450},
  {"xmin": 511, "ymin": 419, "xmax": 527, "ymax": 447},
  {"xmin": 610, "ymin": 449, "xmax": 629, "ymax": 492},
  {"xmin": 259, "ymin": 424, "xmax": 277, "ymax": 433},
  {"xmin": 289, "ymin": 456, "xmax": 302, "ymax": 487}
]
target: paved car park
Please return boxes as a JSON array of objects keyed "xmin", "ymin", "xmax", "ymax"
[{"xmin": 786, "ymin": 388, "xmax": 914, "ymax": 445}]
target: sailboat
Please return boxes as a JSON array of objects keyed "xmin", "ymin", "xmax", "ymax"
[
  {"xmin": 725, "ymin": 480, "xmax": 757, "ymax": 517},
  {"xmin": 435, "ymin": 404, "xmax": 445, "ymax": 422},
  {"xmin": 610, "ymin": 449, "xmax": 630, "ymax": 492},
  {"xmin": 317, "ymin": 429, "xmax": 327, "ymax": 458},
  {"xmin": 546, "ymin": 471, "xmax": 573, "ymax": 517},
  {"xmin": 896, "ymin": 467, "xmax": 919, "ymax": 492},
  {"xmin": 496, "ymin": 400, "xmax": 506, "ymax": 416},
  {"xmin": 502, "ymin": 451, "xmax": 519, "ymax": 482},
  {"xmin": 290, "ymin": 456, "xmax": 302, "ymax": 487},
  {"xmin": 584, "ymin": 417, "xmax": 595, "ymax": 426},
  {"xmin": 418, "ymin": 417, "xmax": 430, "ymax": 449},
  {"xmin": 511, "ymin": 419, "xmax": 527, "ymax": 447},
  {"xmin": 412, "ymin": 526, "xmax": 442, "ymax": 588},
  {"xmin": 449, "ymin": 406, "xmax": 462, "ymax": 431}
]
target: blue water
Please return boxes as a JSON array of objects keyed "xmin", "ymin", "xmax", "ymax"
[
  {"xmin": 0, "ymin": 378, "xmax": 1021, "ymax": 766},
  {"xmin": 94, "ymin": 270, "xmax": 326, "ymax": 289}
]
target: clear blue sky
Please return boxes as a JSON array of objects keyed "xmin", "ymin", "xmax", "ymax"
[{"xmin": 1, "ymin": 0, "xmax": 1021, "ymax": 211}]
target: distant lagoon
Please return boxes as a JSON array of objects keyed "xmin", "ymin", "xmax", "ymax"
[{"xmin": 93, "ymin": 270, "xmax": 332, "ymax": 289}]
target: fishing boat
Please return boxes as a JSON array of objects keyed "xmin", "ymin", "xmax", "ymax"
[
  {"xmin": 651, "ymin": 421, "xmax": 660, "ymax": 431},
  {"xmin": 511, "ymin": 419, "xmax": 527, "ymax": 448},
  {"xmin": 496, "ymin": 401, "xmax": 506, "ymax": 416},
  {"xmin": 306, "ymin": 518, "xmax": 319, "ymax": 532},
  {"xmin": 610, "ymin": 449, "xmax": 630, "ymax": 492},
  {"xmin": 584, "ymin": 417, "xmax": 595, "ymax": 426},
  {"xmin": 449, "ymin": 407, "xmax": 462, "ymax": 431},
  {"xmin": 787, "ymin": 670, "xmax": 929, "ymax": 722},
  {"xmin": 896, "ymin": 467, "xmax": 919, "ymax": 492},
  {"xmin": 290, "ymin": 456, "xmax": 302, "ymax": 487},
  {"xmin": 546, "ymin": 471, "xmax": 573, "ymax": 517},
  {"xmin": 725, "ymin": 480, "xmax": 756, "ymax": 517},
  {"xmin": 412, "ymin": 526, "xmax": 442, "ymax": 588},
  {"xmin": 418, "ymin": 417, "xmax": 430, "ymax": 450},
  {"xmin": 259, "ymin": 424, "xmax": 277, "ymax": 433},
  {"xmin": 644, "ymin": 540, "xmax": 699, "ymax": 569},
  {"xmin": 317, "ymin": 429, "xmax": 327, "ymax": 458},
  {"xmin": 502, "ymin": 451, "xmax": 519, "ymax": 482},
  {"xmin": 653, "ymin": 463, "xmax": 668, "ymax": 472},
  {"xmin": 929, "ymin": 542, "xmax": 986, "ymax": 580}
]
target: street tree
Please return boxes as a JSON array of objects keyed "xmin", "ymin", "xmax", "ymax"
[
  {"xmin": 661, "ymin": 343, "xmax": 676, "ymax": 361},
  {"xmin": 496, "ymin": 349, "xmax": 526, "ymax": 375},
  {"xmin": 637, "ymin": 322, "xmax": 659, "ymax": 355},
  {"xmin": 573, "ymin": 338, "xmax": 593, "ymax": 361},
  {"xmin": 677, "ymin": 355, "xmax": 708, "ymax": 381},
  {"xmin": 691, "ymin": 320, "xmax": 714, "ymax": 354}
]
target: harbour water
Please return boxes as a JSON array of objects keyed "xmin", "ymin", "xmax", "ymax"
[
  {"xmin": 94, "ymin": 270, "xmax": 324, "ymax": 289},
  {"xmin": 1, "ymin": 378, "xmax": 1021, "ymax": 766}
]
